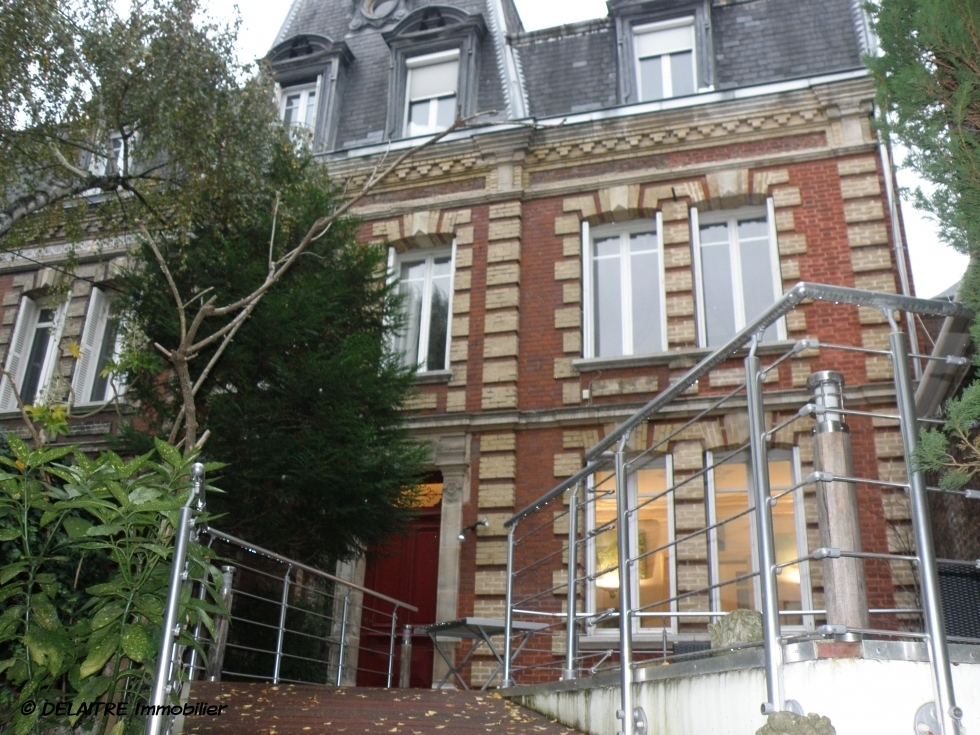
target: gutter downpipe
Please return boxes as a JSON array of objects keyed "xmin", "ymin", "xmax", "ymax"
[{"xmin": 876, "ymin": 107, "xmax": 922, "ymax": 378}]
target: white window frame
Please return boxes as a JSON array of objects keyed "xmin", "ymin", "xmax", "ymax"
[
  {"xmin": 581, "ymin": 215, "xmax": 667, "ymax": 359},
  {"xmin": 403, "ymin": 49, "xmax": 460, "ymax": 138},
  {"xmin": 278, "ymin": 80, "xmax": 320, "ymax": 133},
  {"xmin": 704, "ymin": 448, "xmax": 813, "ymax": 632},
  {"xmin": 690, "ymin": 200, "xmax": 785, "ymax": 348},
  {"xmin": 388, "ymin": 243, "xmax": 456, "ymax": 372},
  {"xmin": 0, "ymin": 295, "xmax": 69, "ymax": 411},
  {"xmin": 585, "ymin": 455, "xmax": 677, "ymax": 638},
  {"xmin": 72, "ymin": 287, "xmax": 126, "ymax": 406},
  {"xmin": 633, "ymin": 17, "xmax": 697, "ymax": 102}
]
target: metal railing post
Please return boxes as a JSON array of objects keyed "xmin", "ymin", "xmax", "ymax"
[
  {"xmin": 335, "ymin": 591, "xmax": 350, "ymax": 686},
  {"xmin": 272, "ymin": 565, "xmax": 292, "ymax": 684},
  {"xmin": 185, "ymin": 569, "xmax": 209, "ymax": 682},
  {"xmin": 206, "ymin": 566, "xmax": 235, "ymax": 681},
  {"xmin": 745, "ymin": 345, "xmax": 786, "ymax": 715},
  {"xmin": 889, "ymin": 313, "xmax": 963, "ymax": 735},
  {"xmin": 502, "ymin": 523, "xmax": 517, "ymax": 687},
  {"xmin": 563, "ymin": 483, "xmax": 580, "ymax": 680},
  {"xmin": 146, "ymin": 463, "xmax": 205, "ymax": 735},
  {"xmin": 399, "ymin": 625, "xmax": 413, "ymax": 688},
  {"xmin": 614, "ymin": 437, "xmax": 636, "ymax": 735},
  {"xmin": 386, "ymin": 608, "xmax": 399, "ymax": 688}
]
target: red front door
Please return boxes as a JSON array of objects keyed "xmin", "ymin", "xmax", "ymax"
[{"xmin": 356, "ymin": 505, "xmax": 440, "ymax": 688}]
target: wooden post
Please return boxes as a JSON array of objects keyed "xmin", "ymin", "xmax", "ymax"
[{"xmin": 808, "ymin": 371, "xmax": 870, "ymax": 637}]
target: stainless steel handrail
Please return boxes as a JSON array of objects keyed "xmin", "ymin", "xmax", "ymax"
[{"xmin": 203, "ymin": 526, "xmax": 418, "ymax": 612}]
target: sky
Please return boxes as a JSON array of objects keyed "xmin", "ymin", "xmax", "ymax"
[{"xmin": 202, "ymin": 0, "xmax": 968, "ymax": 299}]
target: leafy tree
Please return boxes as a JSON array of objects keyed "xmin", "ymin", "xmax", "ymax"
[
  {"xmin": 867, "ymin": 0, "xmax": 980, "ymax": 557},
  {"xmin": 2, "ymin": 0, "xmax": 470, "ymax": 560},
  {"xmin": 116, "ymin": 151, "xmax": 430, "ymax": 563},
  {"xmin": 1, "ymin": 0, "xmax": 278, "ymax": 245}
]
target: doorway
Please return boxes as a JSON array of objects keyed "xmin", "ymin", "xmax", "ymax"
[{"xmin": 356, "ymin": 479, "xmax": 442, "ymax": 688}]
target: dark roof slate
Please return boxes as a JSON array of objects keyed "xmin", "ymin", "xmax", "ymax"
[
  {"xmin": 512, "ymin": 21, "xmax": 618, "ymax": 118},
  {"xmin": 276, "ymin": 0, "xmax": 867, "ymax": 151},
  {"xmin": 712, "ymin": 0, "xmax": 863, "ymax": 89}
]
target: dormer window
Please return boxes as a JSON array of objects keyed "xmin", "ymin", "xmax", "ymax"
[
  {"xmin": 634, "ymin": 18, "xmax": 696, "ymax": 102},
  {"xmin": 381, "ymin": 6, "xmax": 486, "ymax": 141},
  {"xmin": 405, "ymin": 50, "xmax": 459, "ymax": 137},
  {"xmin": 280, "ymin": 84, "xmax": 318, "ymax": 131}
]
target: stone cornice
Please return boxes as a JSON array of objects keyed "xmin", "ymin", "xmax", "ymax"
[{"xmin": 401, "ymin": 383, "xmax": 899, "ymax": 435}]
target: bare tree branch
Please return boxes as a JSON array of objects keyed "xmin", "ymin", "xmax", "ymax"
[{"xmin": 141, "ymin": 226, "xmax": 187, "ymax": 340}]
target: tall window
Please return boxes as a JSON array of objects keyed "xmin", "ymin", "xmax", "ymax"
[
  {"xmin": 404, "ymin": 50, "xmax": 459, "ymax": 137},
  {"xmin": 280, "ymin": 84, "xmax": 317, "ymax": 132},
  {"xmin": 692, "ymin": 204, "xmax": 784, "ymax": 347},
  {"xmin": 392, "ymin": 249, "xmax": 453, "ymax": 371},
  {"xmin": 706, "ymin": 451, "xmax": 811, "ymax": 627},
  {"xmin": 583, "ymin": 219, "xmax": 666, "ymax": 358},
  {"xmin": 73, "ymin": 287, "xmax": 124, "ymax": 405},
  {"xmin": 589, "ymin": 458, "xmax": 675, "ymax": 634},
  {"xmin": 634, "ymin": 18, "xmax": 696, "ymax": 102},
  {"xmin": 0, "ymin": 298, "xmax": 66, "ymax": 411}
]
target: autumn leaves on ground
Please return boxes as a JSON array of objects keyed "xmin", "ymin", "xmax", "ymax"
[{"xmin": 184, "ymin": 681, "xmax": 583, "ymax": 734}]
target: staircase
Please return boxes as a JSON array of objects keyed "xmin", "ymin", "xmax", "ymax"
[{"xmin": 180, "ymin": 681, "xmax": 584, "ymax": 734}]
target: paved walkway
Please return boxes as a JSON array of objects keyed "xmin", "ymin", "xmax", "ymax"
[{"xmin": 183, "ymin": 681, "xmax": 586, "ymax": 735}]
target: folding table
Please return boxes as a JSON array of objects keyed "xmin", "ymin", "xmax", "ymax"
[{"xmin": 417, "ymin": 617, "xmax": 549, "ymax": 690}]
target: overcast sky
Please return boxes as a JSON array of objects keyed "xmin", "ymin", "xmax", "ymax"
[{"xmin": 202, "ymin": 0, "xmax": 967, "ymax": 299}]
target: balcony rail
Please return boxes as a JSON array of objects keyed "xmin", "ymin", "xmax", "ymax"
[{"xmin": 501, "ymin": 282, "xmax": 975, "ymax": 735}]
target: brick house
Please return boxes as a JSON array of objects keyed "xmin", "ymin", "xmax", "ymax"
[{"xmin": 0, "ymin": 0, "xmax": 929, "ymax": 688}]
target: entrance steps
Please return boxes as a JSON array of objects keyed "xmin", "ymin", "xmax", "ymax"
[{"xmin": 180, "ymin": 681, "xmax": 585, "ymax": 734}]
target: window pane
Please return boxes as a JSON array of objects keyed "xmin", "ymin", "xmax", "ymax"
[
  {"xmin": 636, "ymin": 467, "xmax": 671, "ymax": 628},
  {"xmin": 304, "ymin": 91, "xmax": 316, "ymax": 128},
  {"xmin": 395, "ymin": 262, "xmax": 426, "ymax": 368},
  {"xmin": 21, "ymin": 327, "xmax": 51, "ymax": 405},
  {"xmin": 408, "ymin": 100, "xmax": 430, "ymax": 136},
  {"xmin": 283, "ymin": 93, "xmax": 301, "ymax": 127},
  {"xmin": 639, "ymin": 56, "xmax": 664, "ymax": 101},
  {"xmin": 594, "ymin": 237, "xmax": 623, "ymax": 357},
  {"xmin": 90, "ymin": 318, "xmax": 119, "ymax": 402},
  {"xmin": 435, "ymin": 96, "xmax": 456, "ymax": 129},
  {"xmin": 737, "ymin": 218, "xmax": 778, "ymax": 341},
  {"xmin": 593, "ymin": 471, "xmax": 619, "ymax": 627},
  {"xmin": 630, "ymin": 232, "xmax": 662, "ymax": 354},
  {"xmin": 670, "ymin": 51, "xmax": 695, "ymax": 96},
  {"xmin": 426, "ymin": 258, "xmax": 452, "ymax": 370},
  {"xmin": 699, "ymin": 223, "xmax": 737, "ymax": 346},
  {"xmin": 714, "ymin": 461, "xmax": 755, "ymax": 612},
  {"xmin": 769, "ymin": 460, "xmax": 804, "ymax": 620}
]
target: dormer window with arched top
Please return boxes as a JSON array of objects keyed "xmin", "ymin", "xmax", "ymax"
[
  {"xmin": 382, "ymin": 6, "xmax": 487, "ymax": 140},
  {"xmin": 268, "ymin": 34, "xmax": 354, "ymax": 151}
]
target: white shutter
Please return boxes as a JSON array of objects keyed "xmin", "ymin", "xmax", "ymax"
[
  {"xmin": 72, "ymin": 288, "xmax": 108, "ymax": 405},
  {"xmin": 634, "ymin": 22, "xmax": 693, "ymax": 58},
  {"xmin": 0, "ymin": 298, "xmax": 38, "ymax": 412},
  {"xmin": 409, "ymin": 60, "xmax": 459, "ymax": 100}
]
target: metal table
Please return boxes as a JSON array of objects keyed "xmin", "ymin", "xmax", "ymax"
[{"xmin": 417, "ymin": 617, "xmax": 548, "ymax": 690}]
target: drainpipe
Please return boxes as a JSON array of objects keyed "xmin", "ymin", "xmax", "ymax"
[{"xmin": 876, "ymin": 111, "xmax": 922, "ymax": 377}]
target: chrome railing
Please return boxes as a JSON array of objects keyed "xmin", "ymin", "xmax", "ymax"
[
  {"xmin": 502, "ymin": 282, "xmax": 974, "ymax": 735},
  {"xmin": 194, "ymin": 528, "xmax": 417, "ymax": 688},
  {"xmin": 146, "ymin": 481, "xmax": 416, "ymax": 735}
]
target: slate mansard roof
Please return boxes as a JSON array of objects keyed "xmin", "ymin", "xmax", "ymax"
[{"xmin": 271, "ymin": 0, "xmax": 870, "ymax": 154}]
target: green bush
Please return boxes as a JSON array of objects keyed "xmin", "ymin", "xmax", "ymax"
[{"xmin": 0, "ymin": 435, "xmax": 222, "ymax": 735}]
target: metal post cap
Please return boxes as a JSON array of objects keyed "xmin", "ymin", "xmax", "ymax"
[
  {"xmin": 191, "ymin": 462, "xmax": 206, "ymax": 480},
  {"xmin": 806, "ymin": 370, "xmax": 845, "ymax": 391}
]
